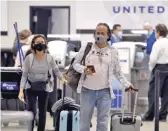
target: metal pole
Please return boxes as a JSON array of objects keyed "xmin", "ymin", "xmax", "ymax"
[{"xmin": 155, "ymin": 70, "xmax": 160, "ymax": 131}]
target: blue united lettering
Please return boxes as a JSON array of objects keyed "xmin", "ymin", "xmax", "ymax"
[{"xmin": 112, "ymin": 6, "xmax": 165, "ymax": 14}]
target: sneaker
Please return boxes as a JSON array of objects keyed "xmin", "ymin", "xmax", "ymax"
[{"xmin": 159, "ymin": 116, "xmax": 167, "ymax": 122}]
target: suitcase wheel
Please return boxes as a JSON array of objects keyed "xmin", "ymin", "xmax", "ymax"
[
  {"xmin": 141, "ymin": 123, "xmax": 143, "ymax": 126},
  {"xmin": 90, "ymin": 122, "xmax": 92, "ymax": 127},
  {"xmin": 3, "ymin": 122, "xmax": 9, "ymax": 127}
]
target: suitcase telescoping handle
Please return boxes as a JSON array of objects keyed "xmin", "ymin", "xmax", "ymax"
[{"xmin": 121, "ymin": 87, "xmax": 139, "ymax": 122}]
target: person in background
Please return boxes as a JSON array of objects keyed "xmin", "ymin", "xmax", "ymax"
[
  {"xmin": 18, "ymin": 34, "xmax": 66, "ymax": 131},
  {"xmin": 143, "ymin": 24, "xmax": 168, "ymax": 122},
  {"xmin": 143, "ymin": 22, "xmax": 156, "ymax": 55},
  {"xmin": 14, "ymin": 35, "xmax": 34, "ymax": 67},
  {"xmin": 110, "ymin": 24, "xmax": 123, "ymax": 45},
  {"xmin": 73, "ymin": 23, "xmax": 134, "ymax": 131},
  {"xmin": 12, "ymin": 29, "xmax": 32, "ymax": 60}
]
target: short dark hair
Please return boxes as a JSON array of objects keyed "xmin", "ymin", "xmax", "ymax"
[
  {"xmin": 113, "ymin": 24, "xmax": 121, "ymax": 31},
  {"xmin": 155, "ymin": 24, "xmax": 168, "ymax": 37}
]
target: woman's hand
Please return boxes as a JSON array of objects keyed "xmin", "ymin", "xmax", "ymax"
[
  {"xmin": 61, "ymin": 77, "xmax": 67, "ymax": 84},
  {"xmin": 18, "ymin": 90, "xmax": 24, "ymax": 101}
]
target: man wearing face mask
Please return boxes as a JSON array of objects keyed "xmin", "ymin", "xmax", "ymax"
[
  {"xmin": 73, "ymin": 23, "xmax": 134, "ymax": 131},
  {"xmin": 143, "ymin": 22, "xmax": 156, "ymax": 55},
  {"xmin": 110, "ymin": 24, "xmax": 123, "ymax": 45}
]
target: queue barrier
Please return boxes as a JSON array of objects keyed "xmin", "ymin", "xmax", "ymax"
[{"xmin": 154, "ymin": 70, "xmax": 168, "ymax": 131}]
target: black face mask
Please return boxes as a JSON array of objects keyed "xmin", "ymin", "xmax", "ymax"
[{"xmin": 34, "ymin": 43, "xmax": 46, "ymax": 52}]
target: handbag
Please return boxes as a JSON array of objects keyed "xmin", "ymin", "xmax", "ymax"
[
  {"xmin": 28, "ymin": 70, "xmax": 51, "ymax": 91},
  {"xmin": 65, "ymin": 42, "xmax": 92, "ymax": 92},
  {"xmin": 28, "ymin": 80, "xmax": 48, "ymax": 91}
]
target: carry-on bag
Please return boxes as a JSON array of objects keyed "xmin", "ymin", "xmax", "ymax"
[
  {"xmin": 110, "ymin": 87, "xmax": 142, "ymax": 131},
  {"xmin": 54, "ymin": 83, "xmax": 80, "ymax": 131}
]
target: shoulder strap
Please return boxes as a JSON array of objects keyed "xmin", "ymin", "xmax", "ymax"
[
  {"xmin": 81, "ymin": 42, "xmax": 93, "ymax": 65},
  {"xmin": 46, "ymin": 54, "xmax": 52, "ymax": 78},
  {"xmin": 46, "ymin": 54, "xmax": 52, "ymax": 69},
  {"xmin": 29, "ymin": 54, "xmax": 34, "ymax": 70},
  {"xmin": 25, "ymin": 49, "xmax": 33, "ymax": 59}
]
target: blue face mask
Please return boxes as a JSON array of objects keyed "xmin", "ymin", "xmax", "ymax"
[{"xmin": 147, "ymin": 31, "xmax": 153, "ymax": 39}]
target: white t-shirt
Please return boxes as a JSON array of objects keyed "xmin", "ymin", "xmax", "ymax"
[
  {"xmin": 14, "ymin": 35, "xmax": 34, "ymax": 67},
  {"xmin": 149, "ymin": 37, "xmax": 168, "ymax": 71},
  {"xmin": 83, "ymin": 45, "xmax": 111, "ymax": 90}
]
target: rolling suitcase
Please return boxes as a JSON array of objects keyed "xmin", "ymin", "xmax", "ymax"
[
  {"xmin": 59, "ymin": 110, "xmax": 80, "ymax": 131},
  {"xmin": 57, "ymin": 83, "xmax": 80, "ymax": 131},
  {"xmin": 110, "ymin": 87, "xmax": 142, "ymax": 131}
]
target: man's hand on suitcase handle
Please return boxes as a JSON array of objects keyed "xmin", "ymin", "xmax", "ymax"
[{"xmin": 125, "ymin": 85, "xmax": 138, "ymax": 93}]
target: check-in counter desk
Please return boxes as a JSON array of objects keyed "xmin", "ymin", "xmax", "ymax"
[
  {"xmin": 113, "ymin": 42, "xmax": 150, "ymax": 114},
  {"xmin": 131, "ymin": 66, "xmax": 150, "ymax": 114},
  {"xmin": 131, "ymin": 52, "xmax": 150, "ymax": 114}
]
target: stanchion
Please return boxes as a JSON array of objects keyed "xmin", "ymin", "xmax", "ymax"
[{"xmin": 155, "ymin": 70, "xmax": 160, "ymax": 131}]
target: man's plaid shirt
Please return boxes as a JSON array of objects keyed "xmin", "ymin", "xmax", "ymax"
[{"xmin": 73, "ymin": 43, "xmax": 132, "ymax": 99}]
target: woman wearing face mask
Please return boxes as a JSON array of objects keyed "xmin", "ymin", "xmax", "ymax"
[{"xmin": 18, "ymin": 34, "xmax": 66, "ymax": 131}]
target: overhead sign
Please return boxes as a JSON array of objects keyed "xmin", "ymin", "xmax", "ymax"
[{"xmin": 112, "ymin": 6, "xmax": 165, "ymax": 14}]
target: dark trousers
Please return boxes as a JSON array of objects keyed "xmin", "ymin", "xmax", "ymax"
[
  {"xmin": 27, "ymin": 89, "xmax": 49, "ymax": 131},
  {"xmin": 146, "ymin": 64, "xmax": 168, "ymax": 119}
]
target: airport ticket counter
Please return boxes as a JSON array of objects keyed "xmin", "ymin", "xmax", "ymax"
[{"xmin": 112, "ymin": 42, "xmax": 150, "ymax": 114}]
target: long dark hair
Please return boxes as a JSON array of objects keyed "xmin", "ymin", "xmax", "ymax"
[{"xmin": 31, "ymin": 34, "xmax": 48, "ymax": 53}]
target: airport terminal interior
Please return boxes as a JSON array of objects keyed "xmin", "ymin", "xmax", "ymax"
[{"xmin": 1, "ymin": 0, "xmax": 168, "ymax": 131}]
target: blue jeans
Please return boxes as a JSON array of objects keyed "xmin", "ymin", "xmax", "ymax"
[{"xmin": 80, "ymin": 87, "xmax": 111, "ymax": 131}]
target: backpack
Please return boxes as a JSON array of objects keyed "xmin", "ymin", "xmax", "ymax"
[{"xmin": 65, "ymin": 42, "xmax": 93, "ymax": 92}]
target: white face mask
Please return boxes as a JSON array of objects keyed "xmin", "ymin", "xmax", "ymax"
[
  {"xmin": 117, "ymin": 31, "xmax": 123, "ymax": 39},
  {"xmin": 94, "ymin": 34, "xmax": 108, "ymax": 44}
]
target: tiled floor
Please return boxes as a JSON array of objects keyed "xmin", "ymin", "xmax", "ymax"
[{"xmin": 1, "ymin": 113, "xmax": 168, "ymax": 131}]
